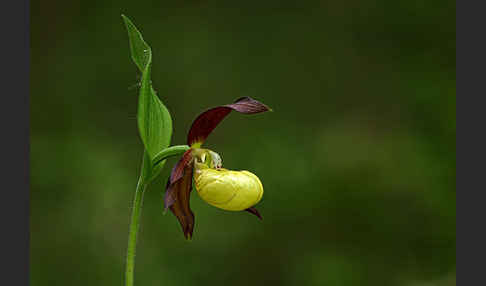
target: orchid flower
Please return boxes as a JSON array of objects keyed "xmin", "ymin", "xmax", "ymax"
[
  {"xmin": 122, "ymin": 16, "xmax": 273, "ymax": 286},
  {"xmin": 163, "ymin": 97, "xmax": 271, "ymax": 239}
]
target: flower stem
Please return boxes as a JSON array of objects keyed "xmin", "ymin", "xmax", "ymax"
[
  {"xmin": 125, "ymin": 146, "xmax": 189, "ymax": 286},
  {"xmin": 125, "ymin": 174, "xmax": 147, "ymax": 286},
  {"xmin": 152, "ymin": 145, "xmax": 190, "ymax": 167}
]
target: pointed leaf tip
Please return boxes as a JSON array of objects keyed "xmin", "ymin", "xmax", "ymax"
[{"xmin": 123, "ymin": 15, "xmax": 152, "ymax": 72}]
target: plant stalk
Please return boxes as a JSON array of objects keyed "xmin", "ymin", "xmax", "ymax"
[
  {"xmin": 125, "ymin": 175, "xmax": 147, "ymax": 286},
  {"xmin": 125, "ymin": 146, "xmax": 188, "ymax": 286},
  {"xmin": 152, "ymin": 145, "xmax": 190, "ymax": 167}
]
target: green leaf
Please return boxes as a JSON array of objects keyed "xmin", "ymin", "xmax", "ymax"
[
  {"xmin": 122, "ymin": 15, "xmax": 151, "ymax": 73},
  {"xmin": 137, "ymin": 64, "xmax": 173, "ymax": 159},
  {"xmin": 122, "ymin": 15, "xmax": 173, "ymax": 179}
]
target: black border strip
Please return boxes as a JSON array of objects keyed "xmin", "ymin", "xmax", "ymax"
[{"xmin": 0, "ymin": 0, "xmax": 30, "ymax": 285}]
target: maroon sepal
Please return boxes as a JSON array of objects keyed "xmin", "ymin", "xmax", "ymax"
[
  {"xmin": 164, "ymin": 150, "xmax": 196, "ymax": 239},
  {"xmin": 164, "ymin": 149, "xmax": 193, "ymax": 210},
  {"xmin": 187, "ymin": 97, "xmax": 271, "ymax": 146},
  {"xmin": 245, "ymin": 207, "xmax": 263, "ymax": 220},
  {"xmin": 170, "ymin": 149, "xmax": 193, "ymax": 184}
]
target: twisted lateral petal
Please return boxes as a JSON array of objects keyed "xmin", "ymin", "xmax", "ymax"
[
  {"xmin": 164, "ymin": 149, "xmax": 193, "ymax": 210},
  {"xmin": 164, "ymin": 149, "xmax": 195, "ymax": 239},
  {"xmin": 164, "ymin": 160, "xmax": 195, "ymax": 239},
  {"xmin": 187, "ymin": 97, "xmax": 271, "ymax": 146},
  {"xmin": 194, "ymin": 167, "xmax": 264, "ymax": 211},
  {"xmin": 169, "ymin": 149, "xmax": 193, "ymax": 184}
]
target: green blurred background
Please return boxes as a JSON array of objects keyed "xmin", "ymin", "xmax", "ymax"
[{"xmin": 30, "ymin": 1, "xmax": 456, "ymax": 285}]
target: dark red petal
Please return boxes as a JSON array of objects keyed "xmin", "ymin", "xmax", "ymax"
[
  {"xmin": 227, "ymin": 97, "xmax": 272, "ymax": 114},
  {"xmin": 164, "ymin": 149, "xmax": 193, "ymax": 210},
  {"xmin": 169, "ymin": 149, "xmax": 193, "ymax": 183},
  {"xmin": 187, "ymin": 97, "xmax": 271, "ymax": 146},
  {"xmin": 165, "ymin": 160, "xmax": 195, "ymax": 239},
  {"xmin": 163, "ymin": 177, "xmax": 176, "ymax": 210},
  {"xmin": 245, "ymin": 207, "xmax": 263, "ymax": 220},
  {"xmin": 164, "ymin": 149, "xmax": 192, "ymax": 211}
]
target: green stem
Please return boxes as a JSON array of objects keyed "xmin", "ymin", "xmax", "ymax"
[
  {"xmin": 125, "ymin": 146, "xmax": 189, "ymax": 286},
  {"xmin": 125, "ymin": 174, "xmax": 147, "ymax": 286},
  {"xmin": 152, "ymin": 145, "xmax": 190, "ymax": 167}
]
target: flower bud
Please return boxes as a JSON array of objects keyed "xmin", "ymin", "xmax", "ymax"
[{"xmin": 194, "ymin": 166, "xmax": 263, "ymax": 211}]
